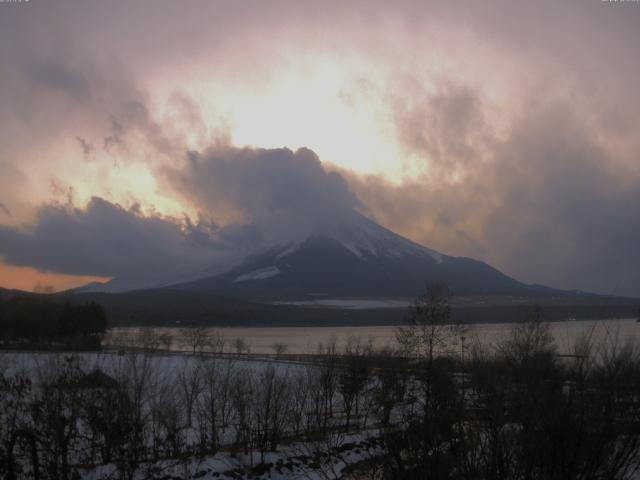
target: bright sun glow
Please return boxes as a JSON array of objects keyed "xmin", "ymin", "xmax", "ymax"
[{"xmin": 180, "ymin": 59, "xmax": 411, "ymax": 182}]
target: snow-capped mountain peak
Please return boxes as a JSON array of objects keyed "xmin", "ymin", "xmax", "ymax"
[
  {"xmin": 176, "ymin": 211, "xmax": 527, "ymax": 301},
  {"xmin": 328, "ymin": 212, "xmax": 443, "ymax": 263}
]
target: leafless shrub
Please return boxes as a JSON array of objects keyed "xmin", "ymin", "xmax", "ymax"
[
  {"xmin": 232, "ymin": 337, "xmax": 250, "ymax": 355},
  {"xmin": 181, "ymin": 326, "xmax": 212, "ymax": 354},
  {"xmin": 271, "ymin": 342, "xmax": 288, "ymax": 356}
]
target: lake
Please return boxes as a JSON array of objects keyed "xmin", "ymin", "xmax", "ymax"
[{"xmin": 107, "ymin": 318, "xmax": 640, "ymax": 355}]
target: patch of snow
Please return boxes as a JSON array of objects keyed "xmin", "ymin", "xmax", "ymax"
[
  {"xmin": 79, "ymin": 431, "xmax": 382, "ymax": 480},
  {"xmin": 273, "ymin": 298, "xmax": 411, "ymax": 309},
  {"xmin": 341, "ymin": 242, "xmax": 364, "ymax": 258},
  {"xmin": 234, "ymin": 266, "xmax": 281, "ymax": 282},
  {"xmin": 275, "ymin": 242, "xmax": 300, "ymax": 259}
]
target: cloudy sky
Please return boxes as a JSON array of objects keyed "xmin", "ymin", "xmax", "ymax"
[{"xmin": 0, "ymin": 0, "xmax": 639, "ymax": 296}]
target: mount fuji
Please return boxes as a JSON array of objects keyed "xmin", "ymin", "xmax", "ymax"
[
  {"xmin": 171, "ymin": 212, "xmax": 551, "ymax": 301},
  {"xmin": 66, "ymin": 211, "xmax": 640, "ymax": 326}
]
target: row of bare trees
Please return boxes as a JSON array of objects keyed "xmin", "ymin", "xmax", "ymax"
[
  {"xmin": 353, "ymin": 285, "xmax": 640, "ymax": 480},
  {"xmin": 107, "ymin": 327, "xmax": 251, "ymax": 355},
  {"xmin": 0, "ymin": 345, "xmax": 380, "ymax": 480}
]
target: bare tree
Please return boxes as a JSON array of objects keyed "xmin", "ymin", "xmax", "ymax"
[
  {"xmin": 499, "ymin": 304, "xmax": 555, "ymax": 365},
  {"xmin": 230, "ymin": 368, "xmax": 255, "ymax": 456},
  {"xmin": 271, "ymin": 343, "xmax": 288, "ymax": 356},
  {"xmin": 289, "ymin": 369, "xmax": 313, "ymax": 437},
  {"xmin": 159, "ymin": 332, "xmax": 173, "ymax": 351},
  {"xmin": 181, "ymin": 327, "xmax": 211, "ymax": 355},
  {"xmin": 391, "ymin": 285, "xmax": 467, "ymax": 477},
  {"xmin": 253, "ymin": 365, "xmax": 291, "ymax": 461},
  {"xmin": 197, "ymin": 359, "xmax": 236, "ymax": 453},
  {"xmin": 339, "ymin": 338, "xmax": 372, "ymax": 430},
  {"xmin": 153, "ymin": 383, "xmax": 184, "ymax": 458},
  {"xmin": 177, "ymin": 359, "xmax": 203, "ymax": 428},
  {"xmin": 209, "ymin": 329, "xmax": 226, "ymax": 354},
  {"xmin": 0, "ymin": 374, "xmax": 37, "ymax": 480},
  {"xmin": 232, "ymin": 337, "xmax": 250, "ymax": 355},
  {"xmin": 32, "ymin": 356, "xmax": 85, "ymax": 480},
  {"xmin": 108, "ymin": 352, "xmax": 164, "ymax": 479},
  {"xmin": 307, "ymin": 341, "xmax": 339, "ymax": 438},
  {"xmin": 137, "ymin": 327, "xmax": 162, "ymax": 352},
  {"xmin": 372, "ymin": 350, "xmax": 409, "ymax": 428},
  {"xmin": 396, "ymin": 283, "xmax": 459, "ymax": 363}
]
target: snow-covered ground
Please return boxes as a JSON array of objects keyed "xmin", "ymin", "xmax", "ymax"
[
  {"xmin": 0, "ymin": 351, "xmax": 383, "ymax": 480},
  {"xmin": 0, "ymin": 351, "xmax": 302, "ymax": 380},
  {"xmin": 81, "ymin": 433, "xmax": 382, "ymax": 480},
  {"xmin": 4, "ymin": 319, "xmax": 640, "ymax": 479}
]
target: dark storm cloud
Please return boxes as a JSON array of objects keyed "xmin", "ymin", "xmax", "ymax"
[
  {"xmin": 167, "ymin": 146, "xmax": 361, "ymax": 244},
  {"xmin": 0, "ymin": 198, "xmax": 234, "ymax": 288},
  {"xmin": 391, "ymin": 82, "xmax": 487, "ymax": 174},
  {"xmin": 27, "ymin": 61, "xmax": 92, "ymax": 102},
  {"xmin": 347, "ymin": 87, "xmax": 640, "ymax": 297},
  {"xmin": 485, "ymin": 102, "xmax": 640, "ymax": 297},
  {"xmin": 0, "ymin": 147, "xmax": 359, "ymax": 286}
]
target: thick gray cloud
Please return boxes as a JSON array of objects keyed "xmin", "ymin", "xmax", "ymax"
[
  {"xmin": 167, "ymin": 146, "xmax": 361, "ymax": 245},
  {"xmin": 388, "ymin": 82, "xmax": 491, "ymax": 179},
  {"xmin": 347, "ymin": 87, "xmax": 640, "ymax": 297},
  {"xmin": 27, "ymin": 61, "xmax": 92, "ymax": 103},
  {"xmin": 0, "ymin": 147, "xmax": 360, "ymax": 288},
  {"xmin": 0, "ymin": 197, "xmax": 237, "ymax": 290},
  {"xmin": 486, "ymin": 102, "xmax": 640, "ymax": 297}
]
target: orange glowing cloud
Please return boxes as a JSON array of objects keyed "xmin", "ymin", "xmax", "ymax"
[{"xmin": 0, "ymin": 262, "xmax": 109, "ymax": 293}]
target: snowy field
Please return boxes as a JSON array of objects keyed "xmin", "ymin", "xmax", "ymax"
[
  {"xmin": 0, "ymin": 352, "xmax": 382, "ymax": 480},
  {"xmin": 0, "ymin": 351, "xmax": 303, "ymax": 381},
  {"xmin": 4, "ymin": 319, "xmax": 640, "ymax": 479}
]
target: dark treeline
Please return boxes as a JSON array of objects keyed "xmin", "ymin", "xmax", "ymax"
[
  {"xmin": 0, "ymin": 295, "xmax": 108, "ymax": 349},
  {"xmin": 71, "ymin": 288, "xmax": 639, "ymax": 327},
  {"xmin": 2, "ymin": 286, "xmax": 640, "ymax": 479}
]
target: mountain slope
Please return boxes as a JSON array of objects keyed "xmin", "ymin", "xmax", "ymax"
[{"xmin": 175, "ymin": 213, "xmax": 552, "ymax": 301}]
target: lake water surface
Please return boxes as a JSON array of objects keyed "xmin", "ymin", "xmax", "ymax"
[{"xmin": 108, "ymin": 318, "xmax": 640, "ymax": 355}]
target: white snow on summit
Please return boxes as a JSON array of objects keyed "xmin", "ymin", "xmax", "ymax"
[{"xmin": 326, "ymin": 212, "xmax": 444, "ymax": 263}]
